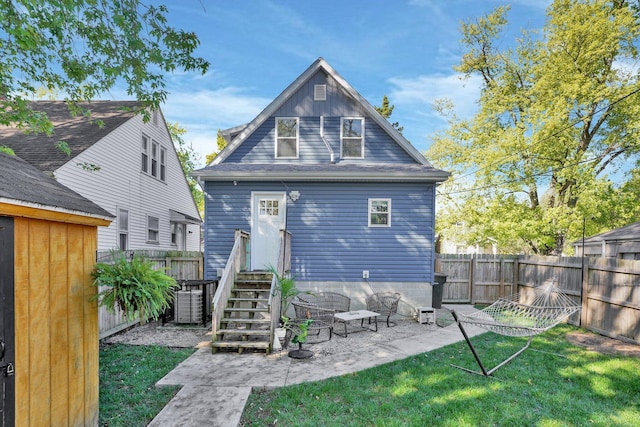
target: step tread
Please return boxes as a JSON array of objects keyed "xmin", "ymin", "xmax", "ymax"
[
  {"xmin": 217, "ymin": 329, "xmax": 270, "ymax": 336},
  {"xmin": 211, "ymin": 341, "xmax": 270, "ymax": 349},
  {"xmin": 224, "ymin": 307, "xmax": 269, "ymax": 313},
  {"xmin": 220, "ymin": 318, "xmax": 271, "ymax": 324},
  {"xmin": 232, "ymin": 288, "xmax": 271, "ymax": 293}
]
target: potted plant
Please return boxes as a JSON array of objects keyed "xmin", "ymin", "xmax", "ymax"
[
  {"xmin": 92, "ymin": 250, "xmax": 179, "ymax": 324},
  {"xmin": 266, "ymin": 264, "xmax": 302, "ymax": 320},
  {"xmin": 285, "ymin": 318, "xmax": 314, "ymax": 359}
]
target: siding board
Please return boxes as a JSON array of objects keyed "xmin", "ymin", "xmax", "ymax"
[
  {"xmin": 28, "ymin": 220, "xmax": 51, "ymax": 425},
  {"xmin": 14, "ymin": 219, "xmax": 30, "ymax": 427},
  {"xmin": 227, "ymin": 116, "xmax": 413, "ymax": 164},
  {"xmin": 49, "ymin": 223, "xmax": 69, "ymax": 426},
  {"xmin": 205, "ymin": 181, "xmax": 435, "ymax": 283},
  {"xmin": 55, "ymin": 113, "xmax": 201, "ymax": 252}
]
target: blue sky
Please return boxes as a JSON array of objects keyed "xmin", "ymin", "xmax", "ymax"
[{"xmin": 154, "ymin": 0, "xmax": 551, "ymax": 166}]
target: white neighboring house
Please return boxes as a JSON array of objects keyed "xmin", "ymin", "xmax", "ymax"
[{"xmin": 1, "ymin": 101, "xmax": 201, "ymax": 252}]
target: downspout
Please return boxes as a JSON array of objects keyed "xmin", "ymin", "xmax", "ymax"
[{"xmin": 320, "ymin": 116, "xmax": 335, "ymax": 163}]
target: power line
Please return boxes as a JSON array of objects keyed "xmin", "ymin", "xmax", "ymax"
[{"xmin": 438, "ymin": 156, "xmax": 601, "ymax": 197}]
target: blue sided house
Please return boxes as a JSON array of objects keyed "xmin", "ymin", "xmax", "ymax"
[{"xmin": 193, "ymin": 58, "xmax": 449, "ymax": 352}]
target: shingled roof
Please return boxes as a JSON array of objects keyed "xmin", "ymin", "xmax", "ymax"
[
  {"xmin": 0, "ymin": 152, "xmax": 114, "ymax": 219},
  {"xmin": 0, "ymin": 100, "xmax": 141, "ymax": 173}
]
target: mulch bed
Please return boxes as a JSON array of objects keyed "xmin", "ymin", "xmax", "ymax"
[{"xmin": 566, "ymin": 331, "xmax": 640, "ymax": 358}]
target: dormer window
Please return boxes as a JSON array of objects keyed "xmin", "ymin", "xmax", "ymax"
[
  {"xmin": 341, "ymin": 117, "xmax": 364, "ymax": 158},
  {"xmin": 275, "ymin": 117, "xmax": 299, "ymax": 158}
]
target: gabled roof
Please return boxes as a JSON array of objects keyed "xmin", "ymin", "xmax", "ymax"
[
  {"xmin": 211, "ymin": 58, "xmax": 433, "ymax": 167},
  {"xmin": 0, "ymin": 100, "xmax": 141, "ymax": 173},
  {"xmin": 577, "ymin": 222, "xmax": 640, "ymax": 245},
  {"xmin": 0, "ymin": 152, "xmax": 114, "ymax": 221}
]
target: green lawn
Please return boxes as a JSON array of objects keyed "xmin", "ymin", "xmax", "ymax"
[
  {"xmin": 99, "ymin": 344, "xmax": 195, "ymax": 427},
  {"xmin": 240, "ymin": 325, "xmax": 640, "ymax": 426}
]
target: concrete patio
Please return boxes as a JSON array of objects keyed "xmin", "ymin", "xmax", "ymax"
[{"xmin": 147, "ymin": 305, "xmax": 483, "ymax": 427}]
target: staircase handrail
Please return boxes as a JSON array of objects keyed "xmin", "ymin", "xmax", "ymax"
[
  {"xmin": 212, "ymin": 230, "xmax": 250, "ymax": 343},
  {"xmin": 268, "ymin": 229, "xmax": 292, "ymax": 351}
]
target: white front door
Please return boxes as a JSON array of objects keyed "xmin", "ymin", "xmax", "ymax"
[{"xmin": 251, "ymin": 192, "xmax": 287, "ymax": 271}]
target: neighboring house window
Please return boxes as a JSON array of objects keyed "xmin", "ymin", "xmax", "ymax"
[
  {"xmin": 118, "ymin": 209, "xmax": 129, "ymax": 249},
  {"xmin": 151, "ymin": 141, "xmax": 159, "ymax": 178},
  {"xmin": 141, "ymin": 135, "xmax": 149, "ymax": 173},
  {"xmin": 160, "ymin": 147, "xmax": 166, "ymax": 182},
  {"xmin": 341, "ymin": 117, "xmax": 364, "ymax": 158},
  {"xmin": 147, "ymin": 215, "xmax": 159, "ymax": 243},
  {"xmin": 275, "ymin": 117, "xmax": 299, "ymax": 158},
  {"xmin": 368, "ymin": 199, "xmax": 391, "ymax": 227},
  {"xmin": 152, "ymin": 110, "xmax": 159, "ymax": 126}
]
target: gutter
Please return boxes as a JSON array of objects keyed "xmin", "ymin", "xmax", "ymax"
[{"xmin": 320, "ymin": 116, "xmax": 336, "ymax": 163}]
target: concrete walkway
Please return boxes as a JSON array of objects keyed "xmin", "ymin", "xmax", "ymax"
[{"xmin": 148, "ymin": 305, "xmax": 484, "ymax": 427}]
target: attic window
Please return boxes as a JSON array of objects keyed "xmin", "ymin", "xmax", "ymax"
[
  {"xmin": 314, "ymin": 84, "xmax": 326, "ymax": 101},
  {"xmin": 341, "ymin": 117, "xmax": 365, "ymax": 158},
  {"xmin": 275, "ymin": 117, "xmax": 299, "ymax": 158}
]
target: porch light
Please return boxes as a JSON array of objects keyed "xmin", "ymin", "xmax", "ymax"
[{"xmin": 289, "ymin": 190, "xmax": 300, "ymax": 202}]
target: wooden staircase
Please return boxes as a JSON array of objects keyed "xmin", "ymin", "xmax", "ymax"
[{"xmin": 212, "ymin": 272, "xmax": 274, "ymax": 353}]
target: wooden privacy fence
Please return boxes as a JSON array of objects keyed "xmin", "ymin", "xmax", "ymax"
[
  {"xmin": 435, "ymin": 254, "xmax": 640, "ymax": 344},
  {"xmin": 96, "ymin": 250, "xmax": 204, "ymax": 338}
]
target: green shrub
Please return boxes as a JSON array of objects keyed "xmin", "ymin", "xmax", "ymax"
[{"xmin": 92, "ymin": 251, "xmax": 179, "ymax": 323}]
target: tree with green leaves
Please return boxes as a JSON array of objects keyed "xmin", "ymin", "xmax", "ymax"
[
  {"xmin": 428, "ymin": 1, "xmax": 640, "ymax": 255},
  {"xmin": 375, "ymin": 95, "xmax": 404, "ymax": 134},
  {"xmin": 205, "ymin": 129, "xmax": 228, "ymax": 165},
  {"xmin": 167, "ymin": 122, "xmax": 204, "ymax": 215},
  {"xmin": 1, "ymin": 1, "xmax": 209, "ymax": 134}
]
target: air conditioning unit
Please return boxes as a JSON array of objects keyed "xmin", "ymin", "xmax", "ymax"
[{"xmin": 174, "ymin": 290, "xmax": 203, "ymax": 324}]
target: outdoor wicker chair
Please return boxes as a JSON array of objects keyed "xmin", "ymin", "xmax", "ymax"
[
  {"xmin": 366, "ymin": 292, "xmax": 401, "ymax": 327},
  {"xmin": 291, "ymin": 300, "xmax": 336, "ymax": 340},
  {"xmin": 291, "ymin": 292, "xmax": 351, "ymax": 340},
  {"xmin": 296, "ymin": 291, "xmax": 351, "ymax": 313}
]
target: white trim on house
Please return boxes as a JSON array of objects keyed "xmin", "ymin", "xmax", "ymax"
[
  {"xmin": 274, "ymin": 117, "xmax": 300, "ymax": 159},
  {"xmin": 368, "ymin": 198, "xmax": 391, "ymax": 227},
  {"xmin": 211, "ymin": 58, "xmax": 430, "ymax": 166},
  {"xmin": 340, "ymin": 117, "xmax": 365, "ymax": 159}
]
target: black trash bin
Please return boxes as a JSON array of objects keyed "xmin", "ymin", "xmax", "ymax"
[{"xmin": 432, "ymin": 273, "xmax": 447, "ymax": 309}]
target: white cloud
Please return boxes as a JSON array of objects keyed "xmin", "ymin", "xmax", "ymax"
[
  {"xmin": 162, "ymin": 88, "xmax": 271, "ymax": 166},
  {"xmin": 388, "ymin": 72, "xmax": 483, "ymax": 121}
]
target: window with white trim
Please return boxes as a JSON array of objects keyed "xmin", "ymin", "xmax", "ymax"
[
  {"xmin": 147, "ymin": 215, "xmax": 159, "ymax": 243},
  {"xmin": 151, "ymin": 141, "xmax": 159, "ymax": 178},
  {"xmin": 118, "ymin": 208, "xmax": 129, "ymax": 249},
  {"xmin": 259, "ymin": 199, "xmax": 280, "ymax": 216},
  {"xmin": 160, "ymin": 147, "xmax": 166, "ymax": 182},
  {"xmin": 275, "ymin": 117, "xmax": 299, "ymax": 158},
  {"xmin": 368, "ymin": 199, "xmax": 391, "ymax": 227},
  {"xmin": 141, "ymin": 135, "xmax": 149, "ymax": 173},
  {"xmin": 341, "ymin": 117, "xmax": 364, "ymax": 158}
]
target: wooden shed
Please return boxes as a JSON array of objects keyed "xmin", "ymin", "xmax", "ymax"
[{"xmin": 0, "ymin": 152, "xmax": 113, "ymax": 426}]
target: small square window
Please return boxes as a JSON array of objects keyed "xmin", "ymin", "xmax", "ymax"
[
  {"xmin": 368, "ymin": 199, "xmax": 391, "ymax": 227},
  {"xmin": 259, "ymin": 199, "xmax": 279, "ymax": 216},
  {"xmin": 275, "ymin": 117, "xmax": 298, "ymax": 158},
  {"xmin": 341, "ymin": 118, "xmax": 364, "ymax": 158}
]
